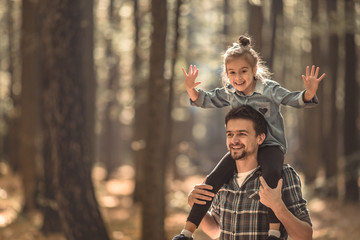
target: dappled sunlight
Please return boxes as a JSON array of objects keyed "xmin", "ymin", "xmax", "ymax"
[{"xmin": 0, "ymin": 170, "xmax": 24, "ymax": 228}]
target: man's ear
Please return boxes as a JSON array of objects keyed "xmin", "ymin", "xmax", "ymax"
[{"xmin": 257, "ymin": 133, "xmax": 266, "ymax": 145}]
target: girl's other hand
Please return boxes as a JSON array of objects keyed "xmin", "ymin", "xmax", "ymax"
[
  {"xmin": 302, "ymin": 65, "xmax": 326, "ymax": 101},
  {"xmin": 183, "ymin": 65, "xmax": 201, "ymax": 90}
]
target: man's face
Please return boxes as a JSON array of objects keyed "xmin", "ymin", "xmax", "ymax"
[{"xmin": 226, "ymin": 118, "xmax": 264, "ymax": 160}]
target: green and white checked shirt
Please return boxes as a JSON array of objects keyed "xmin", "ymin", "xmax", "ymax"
[{"xmin": 210, "ymin": 164, "xmax": 312, "ymax": 240}]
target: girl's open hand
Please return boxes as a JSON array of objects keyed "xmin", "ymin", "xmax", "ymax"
[
  {"xmin": 183, "ymin": 65, "xmax": 201, "ymax": 90},
  {"xmin": 302, "ymin": 65, "xmax": 326, "ymax": 101}
]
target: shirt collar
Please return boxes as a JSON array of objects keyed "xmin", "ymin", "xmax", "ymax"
[{"xmin": 226, "ymin": 79, "xmax": 265, "ymax": 95}]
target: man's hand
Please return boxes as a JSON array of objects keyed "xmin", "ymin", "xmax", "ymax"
[
  {"xmin": 183, "ymin": 65, "xmax": 201, "ymax": 91},
  {"xmin": 302, "ymin": 65, "xmax": 325, "ymax": 102},
  {"xmin": 259, "ymin": 176, "xmax": 283, "ymax": 211},
  {"xmin": 188, "ymin": 183, "xmax": 214, "ymax": 208}
]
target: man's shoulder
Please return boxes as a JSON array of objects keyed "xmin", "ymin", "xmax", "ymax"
[{"xmin": 281, "ymin": 164, "xmax": 301, "ymax": 181}]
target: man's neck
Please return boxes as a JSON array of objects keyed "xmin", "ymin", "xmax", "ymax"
[{"xmin": 235, "ymin": 155, "xmax": 258, "ymax": 173}]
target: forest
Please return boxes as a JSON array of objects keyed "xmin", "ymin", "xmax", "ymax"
[{"xmin": 0, "ymin": 0, "xmax": 359, "ymax": 239}]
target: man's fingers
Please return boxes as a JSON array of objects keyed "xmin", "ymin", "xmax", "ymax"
[
  {"xmin": 195, "ymin": 183, "xmax": 213, "ymax": 190},
  {"xmin": 259, "ymin": 176, "xmax": 269, "ymax": 188},
  {"xmin": 194, "ymin": 188, "xmax": 214, "ymax": 197},
  {"xmin": 277, "ymin": 178, "xmax": 283, "ymax": 189}
]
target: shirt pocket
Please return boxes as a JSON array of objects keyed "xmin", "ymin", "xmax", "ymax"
[{"xmin": 254, "ymin": 101, "xmax": 271, "ymax": 119}]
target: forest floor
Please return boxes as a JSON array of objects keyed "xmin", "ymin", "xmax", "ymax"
[{"xmin": 0, "ymin": 164, "xmax": 360, "ymax": 240}]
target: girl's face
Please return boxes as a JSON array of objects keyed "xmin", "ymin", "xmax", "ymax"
[{"xmin": 226, "ymin": 57, "xmax": 257, "ymax": 96}]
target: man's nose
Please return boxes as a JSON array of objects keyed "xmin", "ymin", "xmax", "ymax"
[{"xmin": 231, "ymin": 136, "xmax": 240, "ymax": 144}]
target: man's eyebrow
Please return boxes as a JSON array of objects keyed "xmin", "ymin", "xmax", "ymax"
[{"xmin": 226, "ymin": 129, "xmax": 249, "ymax": 133}]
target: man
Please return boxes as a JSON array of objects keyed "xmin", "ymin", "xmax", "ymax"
[{"xmin": 187, "ymin": 106, "xmax": 312, "ymax": 240}]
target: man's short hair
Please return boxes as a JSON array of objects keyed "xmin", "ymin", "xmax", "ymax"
[{"xmin": 225, "ymin": 106, "xmax": 268, "ymax": 136}]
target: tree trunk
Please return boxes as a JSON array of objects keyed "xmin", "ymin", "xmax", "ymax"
[
  {"xmin": 141, "ymin": 0, "xmax": 167, "ymax": 239},
  {"xmin": 99, "ymin": 0, "xmax": 122, "ymax": 180},
  {"xmin": 164, "ymin": 0, "xmax": 183, "ymax": 181},
  {"xmin": 19, "ymin": 0, "xmax": 40, "ymax": 212},
  {"xmin": 132, "ymin": 0, "xmax": 148, "ymax": 203},
  {"xmin": 343, "ymin": 0, "xmax": 359, "ymax": 202},
  {"xmin": 247, "ymin": 0, "xmax": 263, "ymax": 51},
  {"xmin": 322, "ymin": 0, "xmax": 339, "ymax": 198},
  {"xmin": 300, "ymin": 0, "xmax": 322, "ymax": 185},
  {"xmin": 39, "ymin": 0, "xmax": 110, "ymax": 239},
  {"xmin": 268, "ymin": 0, "xmax": 283, "ymax": 71},
  {"xmin": 5, "ymin": 0, "xmax": 21, "ymax": 174}
]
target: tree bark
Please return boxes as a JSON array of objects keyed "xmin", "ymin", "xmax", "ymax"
[
  {"xmin": 141, "ymin": 0, "xmax": 168, "ymax": 239},
  {"xmin": 19, "ymin": 0, "xmax": 40, "ymax": 212},
  {"xmin": 344, "ymin": 0, "xmax": 359, "ymax": 202},
  {"xmin": 39, "ymin": 0, "xmax": 110, "ymax": 239},
  {"xmin": 268, "ymin": 0, "xmax": 283, "ymax": 71},
  {"xmin": 247, "ymin": 0, "xmax": 263, "ymax": 51},
  {"xmin": 300, "ymin": 0, "xmax": 322, "ymax": 185},
  {"xmin": 132, "ymin": 0, "xmax": 148, "ymax": 203},
  {"xmin": 99, "ymin": 0, "xmax": 122, "ymax": 180},
  {"xmin": 322, "ymin": 0, "xmax": 339, "ymax": 198}
]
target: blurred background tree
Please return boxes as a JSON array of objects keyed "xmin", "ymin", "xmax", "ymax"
[{"xmin": 0, "ymin": 0, "xmax": 359, "ymax": 239}]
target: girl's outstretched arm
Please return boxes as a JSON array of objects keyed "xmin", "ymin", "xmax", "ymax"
[
  {"xmin": 183, "ymin": 65, "xmax": 201, "ymax": 101},
  {"xmin": 302, "ymin": 65, "xmax": 326, "ymax": 102}
]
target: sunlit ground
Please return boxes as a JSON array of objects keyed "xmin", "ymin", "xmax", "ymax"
[{"xmin": 0, "ymin": 163, "xmax": 360, "ymax": 240}]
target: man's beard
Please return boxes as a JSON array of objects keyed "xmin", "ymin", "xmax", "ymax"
[{"xmin": 229, "ymin": 143, "xmax": 246, "ymax": 160}]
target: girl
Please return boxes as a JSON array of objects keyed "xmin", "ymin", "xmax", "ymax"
[{"xmin": 173, "ymin": 35, "xmax": 325, "ymax": 240}]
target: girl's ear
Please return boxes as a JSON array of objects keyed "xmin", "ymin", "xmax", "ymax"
[{"xmin": 253, "ymin": 66, "xmax": 258, "ymax": 75}]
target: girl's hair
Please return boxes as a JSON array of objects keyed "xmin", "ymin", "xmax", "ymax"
[{"xmin": 221, "ymin": 35, "xmax": 272, "ymax": 85}]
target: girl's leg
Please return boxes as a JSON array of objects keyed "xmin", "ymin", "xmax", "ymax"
[
  {"xmin": 187, "ymin": 151, "xmax": 236, "ymax": 228},
  {"xmin": 258, "ymin": 146, "xmax": 284, "ymax": 224}
]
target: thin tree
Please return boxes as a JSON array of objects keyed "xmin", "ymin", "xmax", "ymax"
[
  {"xmin": 343, "ymin": 0, "xmax": 359, "ymax": 201},
  {"xmin": 141, "ymin": 0, "xmax": 168, "ymax": 239},
  {"xmin": 163, "ymin": 0, "xmax": 183, "ymax": 181},
  {"xmin": 247, "ymin": 0, "xmax": 263, "ymax": 51},
  {"xmin": 132, "ymin": 0, "xmax": 148, "ymax": 203},
  {"xmin": 19, "ymin": 0, "xmax": 40, "ymax": 212},
  {"xmin": 322, "ymin": 0, "xmax": 339, "ymax": 197},
  {"xmin": 268, "ymin": 0, "xmax": 283, "ymax": 71},
  {"xmin": 99, "ymin": 0, "xmax": 122, "ymax": 180},
  {"xmin": 300, "ymin": 0, "xmax": 322, "ymax": 185},
  {"xmin": 4, "ymin": 0, "xmax": 21, "ymax": 174},
  {"xmin": 39, "ymin": 0, "xmax": 110, "ymax": 239}
]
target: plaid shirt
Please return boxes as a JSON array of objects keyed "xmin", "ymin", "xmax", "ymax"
[{"xmin": 210, "ymin": 164, "xmax": 312, "ymax": 240}]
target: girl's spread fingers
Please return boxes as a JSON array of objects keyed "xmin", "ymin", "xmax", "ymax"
[
  {"xmin": 315, "ymin": 67, "xmax": 320, "ymax": 77},
  {"xmin": 311, "ymin": 65, "xmax": 315, "ymax": 76},
  {"xmin": 318, "ymin": 73, "xmax": 326, "ymax": 81},
  {"xmin": 306, "ymin": 66, "xmax": 310, "ymax": 78},
  {"xmin": 182, "ymin": 67, "xmax": 187, "ymax": 76}
]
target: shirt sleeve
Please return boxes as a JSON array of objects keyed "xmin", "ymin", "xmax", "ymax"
[
  {"xmin": 281, "ymin": 165, "xmax": 312, "ymax": 226},
  {"xmin": 190, "ymin": 87, "xmax": 232, "ymax": 108},
  {"xmin": 269, "ymin": 82, "xmax": 318, "ymax": 108}
]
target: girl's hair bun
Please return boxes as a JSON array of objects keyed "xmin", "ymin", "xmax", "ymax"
[{"xmin": 238, "ymin": 35, "xmax": 251, "ymax": 47}]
